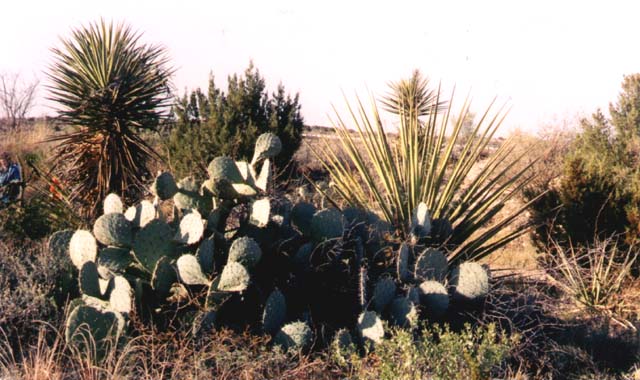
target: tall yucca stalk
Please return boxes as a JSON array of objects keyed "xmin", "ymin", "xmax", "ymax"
[
  {"xmin": 314, "ymin": 74, "xmax": 541, "ymax": 265},
  {"xmin": 47, "ymin": 20, "xmax": 173, "ymax": 217}
]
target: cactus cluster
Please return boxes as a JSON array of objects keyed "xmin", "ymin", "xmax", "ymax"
[{"xmin": 50, "ymin": 132, "xmax": 491, "ymax": 355}]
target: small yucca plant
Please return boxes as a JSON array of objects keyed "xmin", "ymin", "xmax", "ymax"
[
  {"xmin": 313, "ymin": 71, "xmax": 541, "ymax": 265},
  {"xmin": 47, "ymin": 20, "xmax": 173, "ymax": 217}
]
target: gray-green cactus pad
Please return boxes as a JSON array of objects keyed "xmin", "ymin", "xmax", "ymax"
[
  {"xmin": 103, "ymin": 193, "xmax": 124, "ymax": 215},
  {"xmin": 262, "ymin": 289, "xmax": 287, "ymax": 335},
  {"xmin": 357, "ymin": 311, "xmax": 384, "ymax": 344},
  {"xmin": 79, "ymin": 261, "xmax": 102, "ymax": 299},
  {"xmin": 228, "ymin": 236, "xmax": 262, "ymax": 269},
  {"xmin": 249, "ymin": 198, "xmax": 271, "ymax": 228},
  {"xmin": 291, "ymin": 202, "xmax": 316, "ymax": 236},
  {"xmin": 208, "ymin": 156, "xmax": 245, "ymax": 183},
  {"xmin": 255, "ymin": 159, "xmax": 271, "ymax": 192},
  {"xmin": 124, "ymin": 200, "xmax": 156, "ymax": 228},
  {"xmin": 389, "ymin": 297, "xmax": 419, "ymax": 328},
  {"xmin": 274, "ymin": 321, "xmax": 312, "ymax": 351},
  {"xmin": 175, "ymin": 211, "xmax": 204, "ymax": 245},
  {"xmin": 97, "ymin": 247, "xmax": 132, "ymax": 273},
  {"xmin": 174, "ymin": 177, "xmax": 212, "ymax": 214},
  {"xmin": 372, "ymin": 277, "xmax": 396, "ymax": 313},
  {"xmin": 450, "ymin": 262, "xmax": 490, "ymax": 303},
  {"xmin": 293, "ymin": 243, "xmax": 314, "ymax": 270},
  {"xmin": 251, "ymin": 133, "xmax": 282, "ymax": 165},
  {"xmin": 218, "ymin": 262, "xmax": 251, "ymax": 292},
  {"xmin": 196, "ymin": 236, "xmax": 215, "ymax": 275},
  {"xmin": 396, "ymin": 243, "xmax": 410, "ymax": 282},
  {"xmin": 235, "ymin": 161, "xmax": 256, "ymax": 185},
  {"xmin": 69, "ymin": 230, "xmax": 98, "ymax": 269},
  {"xmin": 205, "ymin": 276, "xmax": 233, "ymax": 310},
  {"xmin": 410, "ymin": 202, "xmax": 431, "ymax": 238},
  {"xmin": 132, "ymin": 219, "xmax": 175, "ymax": 272},
  {"xmin": 108, "ymin": 276, "xmax": 132, "ymax": 314},
  {"xmin": 418, "ymin": 280, "xmax": 450, "ymax": 318},
  {"xmin": 414, "ymin": 248, "xmax": 448, "ymax": 282},
  {"xmin": 152, "ymin": 172, "xmax": 178, "ymax": 200},
  {"xmin": 333, "ymin": 328, "xmax": 353, "ymax": 351},
  {"xmin": 93, "ymin": 213, "xmax": 133, "ymax": 247},
  {"xmin": 48, "ymin": 229, "xmax": 74, "ymax": 259},
  {"xmin": 310, "ymin": 208, "xmax": 345, "ymax": 241},
  {"xmin": 65, "ymin": 304, "xmax": 125, "ymax": 351},
  {"xmin": 176, "ymin": 254, "xmax": 210, "ymax": 286},
  {"xmin": 152, "ymin": 256, "xmax": 177, "ymax": 300}
]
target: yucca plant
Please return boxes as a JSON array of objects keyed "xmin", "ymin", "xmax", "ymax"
[
  {"xmin": 313, "ymin": 71, "xmax": 541, "ymax": 265},
  {"xmin": 47, "ymin": 20, "xmax": 173, "ymax": 217},
  {"xmin": 550, "ymin": 236, "xmax": 639, "ymax": 325}
]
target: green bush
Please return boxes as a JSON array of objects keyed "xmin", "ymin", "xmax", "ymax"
[
  {"xmin": 167, "ymin": 62, "xmax": 304, "ymax": 178},
  {"xmin": 333, "ymin": 323, "xmax": 516, "ymax": 380},
  {"xmin": 527, "ymin": 75, "xmax": 640, "ymax": 249}
]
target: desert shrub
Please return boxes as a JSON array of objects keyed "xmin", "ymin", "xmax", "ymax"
[
  {"xmin": 333, "ymin": 323, "xmax": 517, "ymax": 380},
  {"xmin": 527, "ymin": 75, "xmax": 640, "ymax": 250},
  {"xmin": 0, "ymin": 240, "xmax": 68, "ymax": 346},
  {"xmin": 167, "ymin": 62, "xmax": 304, "ymax": 178}
]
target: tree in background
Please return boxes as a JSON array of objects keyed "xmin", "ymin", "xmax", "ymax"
[
  {"xmin": 168, "ymin": 63, "xmax": 304, "ymax": 178},
  {"xmin": 47, "ymin": 20, "xmax": 173, "ymax": 217},
  {"xmin": 0, "ymin": 72, "xmax": 38, "ymax": 130},
  {"xmin": 528, "ymin": 75, "xmax": 640, "ymax": 249}
]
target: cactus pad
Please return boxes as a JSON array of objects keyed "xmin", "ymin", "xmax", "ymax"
[
  {"xmin": 103, "ymin": 193, "xmax": 123, "ymax": 214},
  {"xmin": 97, "ymin": 247, "xmax": 132, "ymax": 273},
  {"xmin": 48, "ymin": 229, "xmax": 74, "ymax": 258},
  {"xmin": 132, "ymin": 219, "xmax": 175, "ymax": 271},
  {"xmin": 79, "ymin": 261, "xmax": 102, "ymax": 298},
  {"xmin": 69, "ymin": 230, "xmax": 98, "ymax": 269},
  {"xmin": 152, "ymin": 172, "xmax": 178, "ymax": 200},
  {"xmin": 235, "ymin": 161, "xmax": 256, "ymax": 185},
  {"xmin": 450, "ymin": 262, "xmax": 489, "ymax": 304},
  {"xmin": 124, "ymin": 200, "xmax": 156, "ymax": 228},
  {"xmin": 108, "ymin": 276, "xmax": 132, "ymax": 314},
  {"xmin": 228, "ymin": 236, "xmax": 262, "ymax": 269},
  {"xmin": 152, "ymin": 256, "xmax": 177, "ymax": 299},
  {"xmin": 174, "ymin": 177, "xmax": 212, "ymax": 214},
  {"xmin": 410, "ymin": 202, "xmax": 431, "ymax": 238},
  {"xmin": 208, "ymin": 156, "xmax": 244, "ymax": 183},
  {"xmin": 218, "ymin": 262, "xmax": 251, "ymax": 292},
  {"xmin": 176, "ymin": 254, "xmax": 210, "ymax": 286},
  {"xmin": 414, "ymin": 248, "xmax": 448, "ymax": 282},
  {"xmin": 274, "ymin": 321, "xmax": 312, "ymax": 351},
  {"xmin": 310, "ymin": 208, "xmax": 345, "ymax": 241},
  {"xmin": 291, "ymin": 202, "xmax": 316, "ymax": 236},
  {"xmin": 372, "ymin": 277, "xmax": 396, "ymax": 313},
  {"xmin": 93, "ymin": 213, "xmax": 133, "ymax": 247},
  {"xmin": 255, "ymin": 159, "xmax": 271, "ymax": 192},
  {"xmin": 293, "ymin": 242, "xmax": 314, "ymax": 270},
  {"xmin": 196, "ymin": 236, "xmax": 215, "ymax": 275},
  {"xmin": 357, "ymin": 311, "xmax": 384, "ymax": 344},
  {"xmin": 249, "ymin": 198, "xmax": 271, "ymax": 228},
  {"xmin": 65, "ymin": 304, "xmax": 125, "ymax": 352},
  {"xmin": 396, "ymin": 243, "xmax": 410, "ymax": 281},
  {"xmin": 417, "ymin": 280, "xmax": 449, "ymax": 318},
  {"xmin": 262, "ymin": 289, "xmax": 287, "ymax": 335},
  {"xmin": 175, "ymin": 211, "xmax": 204, "ymax": 245},
  {"xmin": 389, "ymin": 297, "xmax": 419, "ymax": 328},
  {"xmin": 333, "ymin": 328, "xmax": 353, "ymax": 351},
  {"xmin": 251, "ymin": 133, "xmax": 282, "ymax": 165}
]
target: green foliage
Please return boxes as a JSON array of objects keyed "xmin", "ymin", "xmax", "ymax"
[
  {"xmin": 168, "ymin": 62, "xmax": 304, "ymax": 178},
  {"xmin": 333, "ymin": 323, "xmax": 516, "ymax": 380},
  {"xmin": 47, "ymin": 20, "xmax": 173, "ymax": 217},
  {"xmin": 0, "ymin": 195, "xmax": 78, "ymax": 240},
  {"xmin": 528, "ymin": 75, "xmax": 640, "ymax": 248}
]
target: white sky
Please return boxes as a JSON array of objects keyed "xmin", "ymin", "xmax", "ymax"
[{"xmin": 2, "ymin": 0, "xmax": 640, "ymax": 133}]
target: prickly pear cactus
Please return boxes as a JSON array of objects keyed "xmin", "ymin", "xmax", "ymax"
[
  {"xmin": 310, "ymin": 208, "xmax": 345, "ymax": 241},
  {"xmin": 450, "ymin": 262, "xmax": 490, "ymax": 304},
  {"xmin": 152, "ymin": 172, "xmax": 178, "ymax": 200},
  {"xmin": 93, "ymin": 213, "xmax": 133, "ymax": 247},
  {"xmin": 69, "ymin": 230, "xmax": 97, "ymax": 269},
  {"xmin": 217, "ymin": 262, "xmax": 251, "ymax": 292},
  {"xmin": 65, "ymin": 304, "xmax": 125, "ymax": 354},
  {"xmin": 417, "ymin": 280, "xmax": 449, "ymax": 318},
  {"xmin": 262, "ymin": 289, "xmax": 287, "ymax": 335},
  {"xmin": 414, "ymin": 248, "xmax": 447, "ymax": 282},
  {"xmin": 227, "ymin": 237, "xmax": 262, "ymax": 269},
  {"xmin": 372, "ymin": 277, "xmax": 396, "ymax": 313},
  {"xmin": 357, "ymin": 311, "xmax": 384, "ymax": 344},
  {"xmin": 274, "ymin": 321, "xmax": 312, "ymax": 351},
  {"xmin": 251, "ymin": 133, "xmax": 282, "ymax": 165},
  {"xmin": 103, "ymin": 193, "xmax": 124, "ymax": 214}
]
